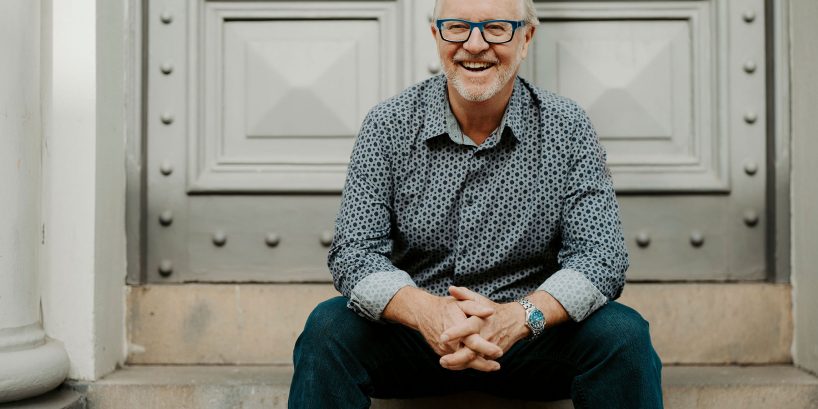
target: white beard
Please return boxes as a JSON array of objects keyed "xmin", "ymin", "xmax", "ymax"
[{"xmin": 442, "ymin": 48, "xmax": 523, "ymax": 102}]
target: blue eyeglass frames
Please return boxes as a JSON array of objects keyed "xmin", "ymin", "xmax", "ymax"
[{"xmin": 435, "ymin": 19, "xmax": 527, "ymax": 44}]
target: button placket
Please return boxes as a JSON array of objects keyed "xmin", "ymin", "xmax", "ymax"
[
  {"xmin": 462, "ymin": 150, "xmax": 483, "ymax": 207},
  {"xmin": 453, "ymin": 150, "xmax": 479, "ymax": 278},
  {"xmin": 451, "ymin": 151, "xmax": 472, "ymax": 267}
]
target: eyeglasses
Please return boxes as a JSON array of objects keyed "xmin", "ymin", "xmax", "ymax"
[{"xmin": 436, "ymin": 19, "xmax": 526, "ymax": 44}]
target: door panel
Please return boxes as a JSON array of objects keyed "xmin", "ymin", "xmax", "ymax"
[
  {"xmin": 534, "ymin": 16, "xmax": 723, "ymax": 192},
  {"xmin": 192, "ymin": 2, "xmax": 399, "ymax": 192}
]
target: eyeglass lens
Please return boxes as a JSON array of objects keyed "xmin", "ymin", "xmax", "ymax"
[{"xmin": 440, "ymin": 20, "xmax": 515, "ymax": 43}]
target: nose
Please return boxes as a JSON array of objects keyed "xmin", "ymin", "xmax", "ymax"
[{"xmin": 463, "ymin": 26, "xmax": 490, "ymax": 54}]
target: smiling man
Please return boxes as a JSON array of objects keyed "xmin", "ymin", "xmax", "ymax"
[{"xmin": 289, "ymin": 0, "xmax": 664, "ymax": 408}]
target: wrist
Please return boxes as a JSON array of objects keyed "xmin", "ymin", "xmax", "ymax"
[
  {"xmin": 510, "ymin": 301, "xmax": 531, "ymax": 341},
  {"xmin": 503, "ymin": 301, "xmax": 531, "ymax": 341},
  {"xmin": 527, "ymin": 290, "xmax": 570, "ymax": 327},
  {"xmin": 516, "ymin": 297, "xmax": 547, "ymax": 339},
  {"xmin": 383, "ymin": 286, "xmax": 437, "ymax": 329},
  {"xmin": 383, "ymin": 286, "xmax": 445, "ymax": 331}
]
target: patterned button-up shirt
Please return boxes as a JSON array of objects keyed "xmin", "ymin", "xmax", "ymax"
[{"xmin": 329, "ymin": 75, "xmax": 628, "ymax": 323}]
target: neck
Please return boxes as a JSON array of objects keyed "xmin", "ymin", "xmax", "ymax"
[{"xmin": 447, "ymin": 79, "xmax": 515, "ymax": 145}]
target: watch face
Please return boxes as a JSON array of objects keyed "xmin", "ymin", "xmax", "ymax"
[{"xmin": 529, "ymin": 309, "xmax": 546, "ymax": 331}]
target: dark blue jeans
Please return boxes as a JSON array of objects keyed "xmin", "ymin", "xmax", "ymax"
[{"xmin": 289, "ymin": 296, "xmax": 663, "ymax": 408}]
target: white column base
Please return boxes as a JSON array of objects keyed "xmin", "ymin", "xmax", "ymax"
[{"xmin": 0, "ymin": 325, "xmax": 70, "ymax": 403}]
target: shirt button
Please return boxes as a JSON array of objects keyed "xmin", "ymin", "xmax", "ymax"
[{"xmin": 465, "ymin": 195, "xmax": 474, "ymax": 206}]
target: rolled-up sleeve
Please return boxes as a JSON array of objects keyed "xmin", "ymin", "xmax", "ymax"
[
  {"xmin": 328, "ymin": 109, "xmax": 417, "ymax": 321},
  {"xmin": 542, "ymin": 106, "xmax": 628, "ymax": 322}
]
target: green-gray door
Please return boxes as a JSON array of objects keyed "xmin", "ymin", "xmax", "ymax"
[{"xmin": 141, "ymin": 0, "xmax": 768, "ymax": 283}]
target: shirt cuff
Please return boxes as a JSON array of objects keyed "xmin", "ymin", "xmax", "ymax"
[
  {"xmin": 348, "ymin": 270, "xmax": 417, "ymax": 321},
  {"xmin": 537, "ymin": 268, "xmax": 608, "ymax": 322}
]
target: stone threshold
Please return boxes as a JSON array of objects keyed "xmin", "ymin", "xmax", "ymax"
[
  {"xmin": 69, "ymin": 365, "xmax": 818, "ymax": 409},
  {"xmin": 127, "ymin": 283, "xmax": 793, "ymax": 365}
]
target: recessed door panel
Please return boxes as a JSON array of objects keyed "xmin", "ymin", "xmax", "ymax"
[{"xmin": 529, "ymin": 3, "xmax": 723, "ymax": 192}]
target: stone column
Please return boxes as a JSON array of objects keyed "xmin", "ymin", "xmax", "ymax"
[{"xmin": 0, "ymin": 0, "xmax": 70, "ymax": 403}]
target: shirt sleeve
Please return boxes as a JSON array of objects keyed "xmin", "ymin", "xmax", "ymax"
[
  {"xmin": 542, "ymin": 105, "xmax": 629, "ymax": 322},
  {"xmin": 328, "ymin": 108, "xmax": 418, "ymax": 321}
]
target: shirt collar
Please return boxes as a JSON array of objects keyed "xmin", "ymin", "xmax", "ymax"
[{"xmin": 420, "ymin": 75, "xmax": 528, "ymax": 145}]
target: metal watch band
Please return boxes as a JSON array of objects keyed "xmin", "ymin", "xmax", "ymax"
[{"xmin": 517, "ymin": 297, "xmax": 546, "ymax": 339}]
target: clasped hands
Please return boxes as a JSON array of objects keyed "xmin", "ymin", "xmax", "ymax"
[{"xmin": 415, "ymin": 286, "xmax": 529, "ymax": 372}]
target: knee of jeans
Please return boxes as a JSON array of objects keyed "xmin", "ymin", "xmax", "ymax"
[
  {"xmin": 590, "ymin": 302, "xmax": 655, "ymax": 354},
  {"xmin": 296, "ymin": 296, "xmax": 361, "ymax": 351}
]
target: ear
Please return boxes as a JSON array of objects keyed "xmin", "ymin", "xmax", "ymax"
[
  {"xmin": 431, "ymin": 23, "xmax": 438, "ymax": 39},
  {"xmin": 520, "ymin": 25, "xmax": 536, "ymax": 59}
]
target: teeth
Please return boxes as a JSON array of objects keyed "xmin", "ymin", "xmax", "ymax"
[{"xmin": 461, "ymin": 61, "xmax": 492, "ymax": 69}]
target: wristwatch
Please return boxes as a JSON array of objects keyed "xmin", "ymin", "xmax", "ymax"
[{"xmin": 517, "ymin": 297, "xmax": 546, "ymax": 339}]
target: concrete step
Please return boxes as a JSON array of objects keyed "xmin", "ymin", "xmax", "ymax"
[
  {"xmin": 126, "ymin": 283, "xmax": 792, "ymax": 365},
  {"xmin": 0, "ymin": 388, "xmax": 86, "ymax": 409},
  {"xmin": 70, "ymin": 365, "xmax": 818, "ymax": 409}
]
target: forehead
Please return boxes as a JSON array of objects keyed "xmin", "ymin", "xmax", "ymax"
[{"xmin": 437, "ymin": 0, "xmax": 523, "ymax": 20}]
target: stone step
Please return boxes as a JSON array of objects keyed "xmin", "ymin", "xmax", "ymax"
[
  {"xmin": 70, "ymin": 365, "xmax": 818, "ymax": 409},
  {"xmin": 0, "ymin": 389, "xmax": 85, "ymax": 409},
  {"xmin": 126, "ymin": 283, "xmax": 792, "ymax": 365}
]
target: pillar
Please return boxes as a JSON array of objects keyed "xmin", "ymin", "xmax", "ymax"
[{"xmin": 0, "ymin": 0, "xmax": 70, "ymax": 402}]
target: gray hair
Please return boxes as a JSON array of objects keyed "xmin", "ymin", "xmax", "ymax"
[{"xmin": 432, "ymin": 0, "xmax": 540, "ymax": 27}]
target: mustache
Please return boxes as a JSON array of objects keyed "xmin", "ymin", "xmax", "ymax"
[{"xmin": 452, "ymin": 51, "xmax": 498, "ymax": 64}]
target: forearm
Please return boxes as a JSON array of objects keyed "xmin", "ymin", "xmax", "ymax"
[
  {"xmin": 382, "ymin": 286, "xmax": 438, "ymax": 330},
  {"xmin": 556, "ymin": 104, "xmax": 628, "ymax": 317}
]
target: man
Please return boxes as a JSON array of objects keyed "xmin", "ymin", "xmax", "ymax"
[{"xmin": 289, "ymin": 0, "xmax": 663, "ymax": 407}]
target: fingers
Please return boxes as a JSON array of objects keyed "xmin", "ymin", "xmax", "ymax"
[
  {"xmin": 433, "ymin": 343, "xmax": 455, "ymax": 356},
  {"xmin": 449, "ymin": 285, "xmax": 493, "ymax": 303},
  {"xmin": 440, "ymin": 315, "xmax": 483, "ymax": 343},
  {"xmin": 440, "ymin": 344, "xmax": 476, "ymax": 369},
  {"xmin": 466, "ymin": 356, "xmax": 501, "ymax": 372},
  {"xmin": 462, "ymin": 334, "xmax": 503, "ymax": 359},
  {"xmin": 437, "ymin": 339, "xmax": 460, "ymax": 355},
  {"xmin": 456, "ymin": 299, "xmax": 494, "ymax": 318},
  {"xmin": 439, "ymin": 348, "xmax": 500, "ymax": 372},
  {"xmin": 448, "ymin": 286, "xmax": 480, "ymax": 301}
]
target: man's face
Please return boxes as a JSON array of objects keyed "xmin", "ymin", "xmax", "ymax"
[{"xmin": 432, "ymin": 0, "xmax": 534, "ymax": 102}]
